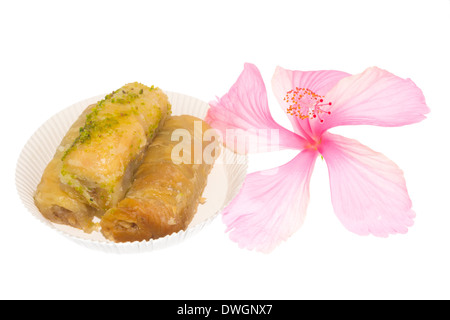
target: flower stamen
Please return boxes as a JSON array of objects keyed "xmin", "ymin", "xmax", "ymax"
[{"xmin": 284, "ymin": 88, "xmax": 332, "ymax": 123}]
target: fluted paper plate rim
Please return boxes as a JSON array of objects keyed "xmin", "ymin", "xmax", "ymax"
[{"xmin": 15, "ymin": 90, "xmax": 248, "ymax": 254}]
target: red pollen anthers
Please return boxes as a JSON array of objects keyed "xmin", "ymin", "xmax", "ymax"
[{"xmin": 284, "ymin": 88, "xmax": 332, "ymax": 123}]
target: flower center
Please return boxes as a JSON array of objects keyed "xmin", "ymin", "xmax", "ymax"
[{"xmin": 284, "ymin": 87, "xmax": 332, "ymax": 123}]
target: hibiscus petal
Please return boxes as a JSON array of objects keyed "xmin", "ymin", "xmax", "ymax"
[
  {"xmin": 315, "ymin": 66, "xmax": 430, "ymax": 137},
  {"xmin": 319, "ymin": 132, "xmax": 415, "ymax": 237},
  {"xmin": 271, "ymin": 66, "xmax": 350, "ymax": 140},
  {"xmin": 206, "ymin": 63, "xmax": 306, "ymax": 153},
  {"xmin": 223, "ymin": 149, "xmax": 318, "ymax": 252}
]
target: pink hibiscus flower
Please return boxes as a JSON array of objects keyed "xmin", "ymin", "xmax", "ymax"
[{"xmin": 206, "ymin": 63, "xmax": 429, "ymax": 253}]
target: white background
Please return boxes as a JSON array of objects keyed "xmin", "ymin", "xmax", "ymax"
[{"xmin": 1, "ymin": 0, "xmax": 449, "ymax": 300}]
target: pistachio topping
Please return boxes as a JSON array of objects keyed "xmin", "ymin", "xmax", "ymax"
[{"xmin": 62, "ymin": 83, "xmax": 157, "ymax": 161}]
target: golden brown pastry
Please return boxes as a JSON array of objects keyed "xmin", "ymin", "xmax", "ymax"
[
  {"xmin": 34, "ymin": 104, "xmax": 99, "ymax": 232},
  {"xmin": 60, "ymin": 82, "xmax": 171, "ymax": 211},
  {"xmin": 34, "ymin": 83, "xmax": 171, "ymax": 232},
  {"xmin": 100, "ymin": 115, "xmax": 219, "ymax": 242}
]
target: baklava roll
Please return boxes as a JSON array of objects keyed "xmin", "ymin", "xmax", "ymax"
[
  {"xmin": 60, "ymin": 83, "xmax": 171, "ymax": 211},
  {"xmin": 34, "ymin": 83, "xmax": 170, "ymax": 232},
  {"xmin": 100, "ymin": 115, "xmax": 219, "ymax": 242},
  {"xmin": 34, "ymin": 104, "xmax": 99, "ymax": 232}
]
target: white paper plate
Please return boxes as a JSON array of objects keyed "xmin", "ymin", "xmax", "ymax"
[{"xmin": 15, "ymin": 91, "xmax": 248, "ymax": 253}]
